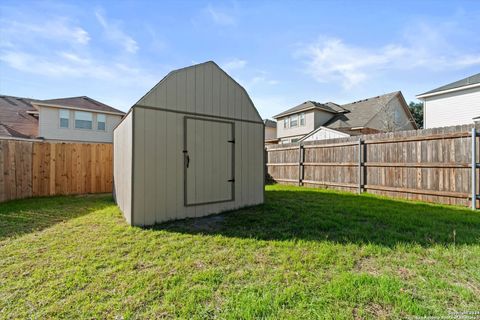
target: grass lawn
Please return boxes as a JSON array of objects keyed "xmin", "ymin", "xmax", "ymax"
[{"xmin": 1, "ymin": 185, "xmax": 479, "ymax": 319}]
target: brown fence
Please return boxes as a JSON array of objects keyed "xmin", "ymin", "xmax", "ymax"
[
  {"xmin": 266, "ymin": 124, "xmax": 479, "ymax": 208},
  {"xmin": 0, "ymin": 139, "xmax": 113, "ymax": 202}
]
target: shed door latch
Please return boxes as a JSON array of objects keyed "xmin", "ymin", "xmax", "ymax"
[
  {"xmin": 183, "ymin": 150, "xmax": 190, "ymax": 168},
  {"xmin": 228, "ymin": 140, "xmax": 235, "ymax": 144},
  {"xmin": 228, "ymin": 178, "xmax": 235, "ymax": 183}
]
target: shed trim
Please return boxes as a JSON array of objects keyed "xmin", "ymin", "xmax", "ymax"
[
  {"xmin": 135, "ymin": 104, "xmax": 264, "ymax": 124},
  {"xmin": 130, "ymin": 107, "xmax": 135, "ymax": 225}
]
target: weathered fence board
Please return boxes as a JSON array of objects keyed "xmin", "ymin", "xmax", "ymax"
[
  {"xmin": 266, "ymin": 124, "xmax": 479, "ymax": 208},
  {"xmin": 0, "ymin": 139, "xmax": 113, "ymax": 202}
]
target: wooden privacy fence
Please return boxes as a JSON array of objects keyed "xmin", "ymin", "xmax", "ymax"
[
  {"xmin": 0, "ymin": 139, "xmax": 113, "ymax": 202},
  {"xmin": 266, "ymin": 124, "xmax": 480, "ymax": 208}
]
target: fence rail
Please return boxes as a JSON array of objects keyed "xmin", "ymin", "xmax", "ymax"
[
  {"xmin": 266, "ymin": 124, "xmax": 479, "ymax": 208},
  {"xmin": 0, "ymin": 139, "xmax": 113, "ymax": 202}
]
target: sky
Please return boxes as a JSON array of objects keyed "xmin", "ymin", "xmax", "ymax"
[{"xmin": 1, "ymin": 0, "xmax": 480, "ymax": 119}]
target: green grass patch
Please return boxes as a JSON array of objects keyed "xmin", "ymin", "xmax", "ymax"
[{"xmin": 0, "ymin": 185, "xmax": 479, "ymax": 319}]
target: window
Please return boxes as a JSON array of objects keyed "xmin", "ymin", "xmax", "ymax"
[
  {"xmin": 97, "ymin": 114, "xmax": 106, "ymax": 131},
  {"xmin": 75, "ymin": 111, "xmax": 93, "ymax": 129},
  {"xmin": 283, "ymin": 118, "xmax": 288, "ymax": 129},
  {"xmin": 300, "ymin": 113, "xmax": 305, "ymax": 126},
  {"xmin": 291, "ymin": 138, "xmax": 300, "ymax": 143},
  {"xmin": 290, "ymin": 114, "xmax": 298, "ymax": 127},
  {"xmin": 59, "ymin": 109, "xmax": 69, "ymax": 128}
]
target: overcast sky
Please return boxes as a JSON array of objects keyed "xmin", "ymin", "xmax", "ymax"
[{"xmin": 1, "ymin": 0, "xmax": 479, "ymax": 118}]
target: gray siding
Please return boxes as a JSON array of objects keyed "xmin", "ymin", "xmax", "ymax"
[
  {"xmin": 113, "ymin": 111, "xmax": 133, "ymax": 223},
  {"xmin": 116, "ymin": 61, "xmax": 264, "ymax": 226},
  {"xmin": 38, "ymin": 106, "xmax": 123, "ymax": 143},
  {"xmin": 314, "ymin": 109, "xmax": 334, "ymax": 128},
  {"xmin": 265, "ymin": 126, "xmax": 277, "ymax": 140},
  {"xmin": 368, "ymin": 96, "xmax": 416, "ymax": 131},
  {"xmin": 276, "ymin": 110, "xmax": 315, "ymax": 140},
  {"xmin": 276, "ymin": 109, "xmax": 334, "ymax": 142}
]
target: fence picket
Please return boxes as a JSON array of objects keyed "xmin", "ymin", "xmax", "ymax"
[
  {"xmin": 0, "ymin": 139, "xmax": 113, "ymax": 202},
  {"xmin": 267, "ymin": 124, "xmax": 479, "ymax": 207}
]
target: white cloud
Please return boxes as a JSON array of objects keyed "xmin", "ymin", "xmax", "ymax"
[
  {"xmin": 205, "ymin": 4, "xmax": 236, "ymax": 26},
  {"xmin": 301, "ymin": 21, "xmax": 480, "ymax": 89},
  {"xmin": 302, "ymin": 39, "xmax": 406, "ymax": 89},
  {"xmin": 222, "ymin": 62, "xmax": 279, "ymax": 91},
  {"xmin": 0, "ymin": 17, "xmax": 90, "ymax": 45},
  {"xmin": 221, "ymin": 58, "xmax": 247, "ymax": 71},
  {"xmin": 95, "ymin": 9, "xmax": 138, "ymax": 54},
  {"xmin": 0, "ymin": 50, "xmax": 158, "ymax": 87}
]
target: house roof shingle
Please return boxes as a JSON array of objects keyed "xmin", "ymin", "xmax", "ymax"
[
  {"xmin": 36, "ymin": 96, "xmax": 125, "ymax": 114},
  {"xmin": 263, "ymin": 119, "xmax": 277, "ymax": 128},
  {"xmin": 324, "ymin": 91, "xmax": 399, "ymax": 129},
  {"xmin": 418, "ymin": 73, "xmax": 480, "ymax": 97},
  {"xmin": 0, "ymin": 95, "xmax": 39, "ymax": 138},
  {"xmin": 273, "ymin": 101, "xmax": 344, "ymax": 119}
]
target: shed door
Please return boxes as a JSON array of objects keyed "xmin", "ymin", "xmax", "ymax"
[{"xmin": 184, "ymin": 117, "xmax": 234, "ymax": 206}]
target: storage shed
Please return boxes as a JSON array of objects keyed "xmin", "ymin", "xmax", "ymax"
[{"xmin": 114, "ymin": 61, "xmax": 265, "ymax": 226}]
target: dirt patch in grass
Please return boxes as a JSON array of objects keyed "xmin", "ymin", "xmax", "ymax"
[
  {"xmin": 354, "ymin": 256, "xmax": 380, "ymax": 276},
  {"xmin": 192, "ymin": 215, "xmax": 225, "ymax": 231},
  {"xmin": 353, "ymin": 303, "xmax": 392, "ymax": 320}
]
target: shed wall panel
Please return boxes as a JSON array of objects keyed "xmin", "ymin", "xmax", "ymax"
[
  {"xmin": 113, "ymin": 111, "xmax": 132, "ymax": 223},
  {"xmin": 131, "ymin": 108, "xmax": 264, "ymax": 225},
  {"xmin": 133, "ymin": 108, "xmax": 145, "ymax": 226},
  {"xmin": 155, "ymin": 110, "xmax": 167, "ymax": 223}
]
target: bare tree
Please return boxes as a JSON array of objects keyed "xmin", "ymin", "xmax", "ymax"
[{"xmin": 380, "ymin": 106, "xmax": 417, "ymax": 132}]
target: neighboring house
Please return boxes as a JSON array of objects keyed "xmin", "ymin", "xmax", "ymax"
[
  {"xmin": 416, "ymin": 73, "xmax": 480, "ymax": 129},
  {"xmin": 264, "ymin": 119, "xmax": 278, "ymax": 144},
  {"xmin": 273, "ymin": 91, "xmax": 416, "ymax": 143},
  {"xmin": 0, "ymin": 95, "xmax": 125, "ymax": 143}
]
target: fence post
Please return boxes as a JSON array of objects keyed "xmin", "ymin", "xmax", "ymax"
[
  {"xmin": 298, "ymin": 144, "xmax": 304, "ymax": 186},
  {"xmin": 358, "ymin": 139, "xmax": 363, "ymax": 194},
  {"xmin": 472, "ymin": 128, "xmax": 477, "ymax": 210}
]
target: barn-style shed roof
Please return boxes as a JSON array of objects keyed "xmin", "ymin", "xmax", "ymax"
[{"xmin": 134, "ymin": 61, "xmax": 263, "ymax": 124}]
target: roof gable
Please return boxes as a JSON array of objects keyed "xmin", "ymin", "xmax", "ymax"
[
  {"xmin": 418, "ymin": 72, "xmax": 480, "ymax": 97},
  {"xmin": 35, "ymin": 96, "xmax": 124, "ymax": 115},
  {"xmin": 136, "ymin": 61, "xmax": 262, "ymax": 123},
  {"xmin": 324, "ymin": 91, "xmax": 400, "ymax": 129},
  {"xmin": 273, "ymin": 100, "xmax": 342, "ymax": 119}
]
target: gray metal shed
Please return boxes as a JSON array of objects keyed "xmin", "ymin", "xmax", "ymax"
[{"xmin": 113, "ymin": 61, "xmax": 265, "ymax": 226}]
